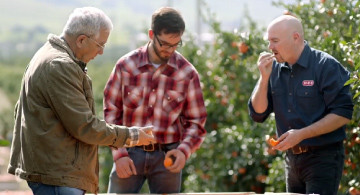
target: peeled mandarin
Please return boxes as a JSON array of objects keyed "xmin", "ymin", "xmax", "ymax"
[{"xmin": 269, "ymin": 138, "xmax": 280, "ymax": 146}]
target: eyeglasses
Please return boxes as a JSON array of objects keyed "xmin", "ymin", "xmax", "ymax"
[
  {"xmin": 154, "ymin": 34, "xmax": 182, "ymax": 49},
  {"xmin": 85, "ymin": 35, "xmax": 105, "ymax": 50}
]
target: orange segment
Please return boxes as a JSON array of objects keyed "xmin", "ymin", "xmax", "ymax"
[{"xmin": 269, "ymin": 138, "xmax": 280, "ymax": 146}]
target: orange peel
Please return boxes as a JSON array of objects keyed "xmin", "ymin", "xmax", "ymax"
[{"xmin": 164, "ymin": 157, "xmax": 173, "ymax": 167}]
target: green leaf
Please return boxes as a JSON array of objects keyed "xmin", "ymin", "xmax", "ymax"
[
  {"xmin": 344, "ymin": 78, "xmax": 357, "ymax": 86},
  {"xmin": 355, "ymin": 62, "xmax": 360, "ymax": 70},
  {"xmin": 0, "ymin": 139, "xmax": 10, "ymax": 146},
  {"xmin": 347, "ymin": 24, "xmax": 353, "ymax": 37},
  {"xmin": 353, "ymin": 91, "xmax": 360, "ymax": 99}
]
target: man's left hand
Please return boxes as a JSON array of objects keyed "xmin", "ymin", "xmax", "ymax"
[
  {"xmin": 164, "ymin": 149, "xmax": 186, "ymax": 173},
  {"xmin": 273, "ymin": 129, "xmax": 303, "ymax": 151}
]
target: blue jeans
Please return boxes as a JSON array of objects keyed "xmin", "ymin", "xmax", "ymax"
[
  {"xmin": 27, "ymin": 181, "xmax": 85, "ymax": 195},
  {"xmin": 285, "ymin": 142, "xmax": 344, "ymax": 195},
  {"xmin": 108, "ymin": 143, "xmax": 182, "ymax": 193}
]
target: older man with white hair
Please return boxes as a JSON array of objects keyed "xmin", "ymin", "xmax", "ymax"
[{"xmin": 7, "ymin": 7, "xmax": 155, "ymax": 195}]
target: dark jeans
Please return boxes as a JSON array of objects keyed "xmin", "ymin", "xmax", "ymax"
[
  {"xmin": 285, "ymin": 142, "xmax": 344, "ymax": 195},
  {"xmin": 108, "ymin": 142, "xmax": 182, "ymax": 193},
  {"xmin": 27, "ymin": 181, "xmax": 85, "ymax": 195}
]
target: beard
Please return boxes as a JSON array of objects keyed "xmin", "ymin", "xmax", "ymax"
[{"xmin": 153, "ymin": 42, "xmax": 171, "ymax": 63}]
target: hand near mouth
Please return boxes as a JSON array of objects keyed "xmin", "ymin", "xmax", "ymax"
[{"xmin": 257, "ymin": 51, "xmax": 275, "ymax": 79}]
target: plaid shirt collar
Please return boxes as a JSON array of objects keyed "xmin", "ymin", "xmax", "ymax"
[{"xmin": 138, "ymin": 42, "xmax": 179, "ymax": 70}]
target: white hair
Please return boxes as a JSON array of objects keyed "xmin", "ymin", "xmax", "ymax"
[{"xmin": 61, "ymin": 7, "xmax": 113, "ymax": 38}]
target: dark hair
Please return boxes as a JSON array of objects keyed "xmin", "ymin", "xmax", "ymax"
[{"xmin": 151, "ymin": 7, "xmax": 185, "ymax": 35}]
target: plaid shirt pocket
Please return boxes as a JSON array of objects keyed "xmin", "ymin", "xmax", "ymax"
[{"xmin": 123, "ymin": 85, "xmax": 144, "ymax": 109}]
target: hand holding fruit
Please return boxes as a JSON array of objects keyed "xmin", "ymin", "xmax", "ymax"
[
  {"xmin": 269, "ymin": 138, "xmax": 280, "ymax": 146},
  {"xmin": 164, "ymin": 155, "xmax": 176, "ymax": 167},
  {"xmin": 164, "ymin": 149, "xmax": 186, "ymax": 173},
  {"xmin": 269, "ymin": 130, "xmax": 304, "ymax": 151},
  {"xmin": 136, "ymin": 126, "xmax": 156, "ymax": 146}
]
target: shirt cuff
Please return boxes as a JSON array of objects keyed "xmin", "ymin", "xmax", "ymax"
[
  {"xmin": 248, "ymin": 99, "xmax": 270, "ymax": 123},
  {"xmin": 112, "ymin": 148, "xmax": 129, "ymax": 161},
  {"xmin": 124, "ymin": 127, "xmax": 139, "ymax": 147},
  {"xmin": 178, "ymin": 143, "xmax": 191, "ymax": 160}
]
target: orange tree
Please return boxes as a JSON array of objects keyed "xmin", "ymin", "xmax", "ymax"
[
  {"xmin": 179, "ymin": 0, "xmax": 360, "ymax": 194},
  {"xmin": 180, "ymin": 9, "xmax": 281, "ymax": 193}
]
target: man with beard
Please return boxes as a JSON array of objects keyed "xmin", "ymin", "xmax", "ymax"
[
  {"xmin": 103, "ymin": 7, "xmax": 207, "ymax": 194},
  {"xmin": 248, "ymin": 15, "xmax": 353, "ymax": 195}
]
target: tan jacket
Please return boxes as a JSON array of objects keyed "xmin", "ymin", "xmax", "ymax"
[{"xmin": 8, "ymin": 34, "xmax": 129, "ymax": 193}]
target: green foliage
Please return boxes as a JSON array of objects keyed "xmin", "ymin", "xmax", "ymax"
[
  {"xmin": 98, "ymin": 146, "xmax": 113, "ymax": 192},
  {"xmin": 0, "ymin": 64, "xmax": 25, "ymax": 102},
  {"xmin": 87, "ymin": 62, "xmax": 115, "ymax": 117},
  {"xmin": 180, "ymin": 7, "xmax": 283, "ymax": 193},
  {"xmin": 0, "ymin": 62, "xmax": 25, "ymax": 140},
  {"xmin": 0, "ymin": 139, "xmax": 10, "ymax": 146},
  {"xmin": 86, "ymin": 61, "xmax": 117, "ymax": 192}
]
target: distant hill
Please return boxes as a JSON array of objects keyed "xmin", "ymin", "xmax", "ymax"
[
  {"xmin": 0, "ymin": 0, "xmax": 290, "ymax": 36},
  {"xmin": 0, "ymin": 0, "xmax": 290, "ymax": 59}
]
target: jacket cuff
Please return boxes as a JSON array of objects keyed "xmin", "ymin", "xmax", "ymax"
[{"xmin": 110, "ymin": 126, "xmax": 129, "ymax": 149}]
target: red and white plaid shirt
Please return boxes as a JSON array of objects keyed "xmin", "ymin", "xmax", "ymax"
[{"xmin": 104, "ymin": 44, "xmax": 207, "ymax": 160}]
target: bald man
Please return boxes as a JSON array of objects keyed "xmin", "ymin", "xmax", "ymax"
[{"xmin": 248, "ymin": 15, "xmax": 353, "ymax": 195}]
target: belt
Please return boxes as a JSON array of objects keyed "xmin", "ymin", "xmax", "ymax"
[
  {"xmin": 291, "ymin": 145, "xmax": 308, "ymax": 154},
  {"xmin": 290, "ymin": 141, "xmax": 342, "ymax": 155},
  {"xmin": 135, "ymin": 143, "xmax": 176, "ymax": 152}
]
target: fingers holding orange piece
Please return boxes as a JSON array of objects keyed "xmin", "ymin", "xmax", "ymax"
[{"xmin": 269, "ymin": 138, "xmax": 280, "ymax": 146}]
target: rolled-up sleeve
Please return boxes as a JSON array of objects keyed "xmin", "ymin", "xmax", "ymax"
[
  {"xmin": 248, "ymin": 99, "xmax": 272, "ymax": 123},
  {"xmin": 248, "ymin": 82, "xmax": 273, "ymax": 123},
  {"xmin": 320, "ymin": 60, "xmax": 353, "ymax": 119}
]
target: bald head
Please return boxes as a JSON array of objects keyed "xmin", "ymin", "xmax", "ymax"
[{"xmin": 268, "ymin": 15, "xmax": 304, "ymax": 40}]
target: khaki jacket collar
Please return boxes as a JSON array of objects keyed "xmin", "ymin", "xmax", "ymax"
[{"xmin": 48, "ymin": 34, "xmax": 87, "ymax": 72}]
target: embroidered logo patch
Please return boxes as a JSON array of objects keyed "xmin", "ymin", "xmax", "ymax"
[{"xmin": 302, "ymin": 80, "xmax": 314, "ymax": 86}]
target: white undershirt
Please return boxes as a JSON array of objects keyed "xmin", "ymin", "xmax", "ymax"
[{"xmin": 152, "ymin": 63, "xmax": 161, "ymax": 68}]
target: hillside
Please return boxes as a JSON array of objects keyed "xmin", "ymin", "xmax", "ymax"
[
  {"xmin": 0, "ymin": 0, "xmax": 292, "ymax": 58},
  {"xmin": 0, "ymin": 0, "xmax": 288, "ymax": 34}
]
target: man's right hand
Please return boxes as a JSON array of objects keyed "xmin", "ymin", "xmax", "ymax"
[
  {"xmin": 250, "ymin": 52, "xmax": 274, "ymax": 113},
  {"xmin": 115, "ymin": 156, "xmax": 136, "ymax": 178},
  {"xmin": 257, "ymin": 51, "xmax": 274, "ymax": 79}
]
